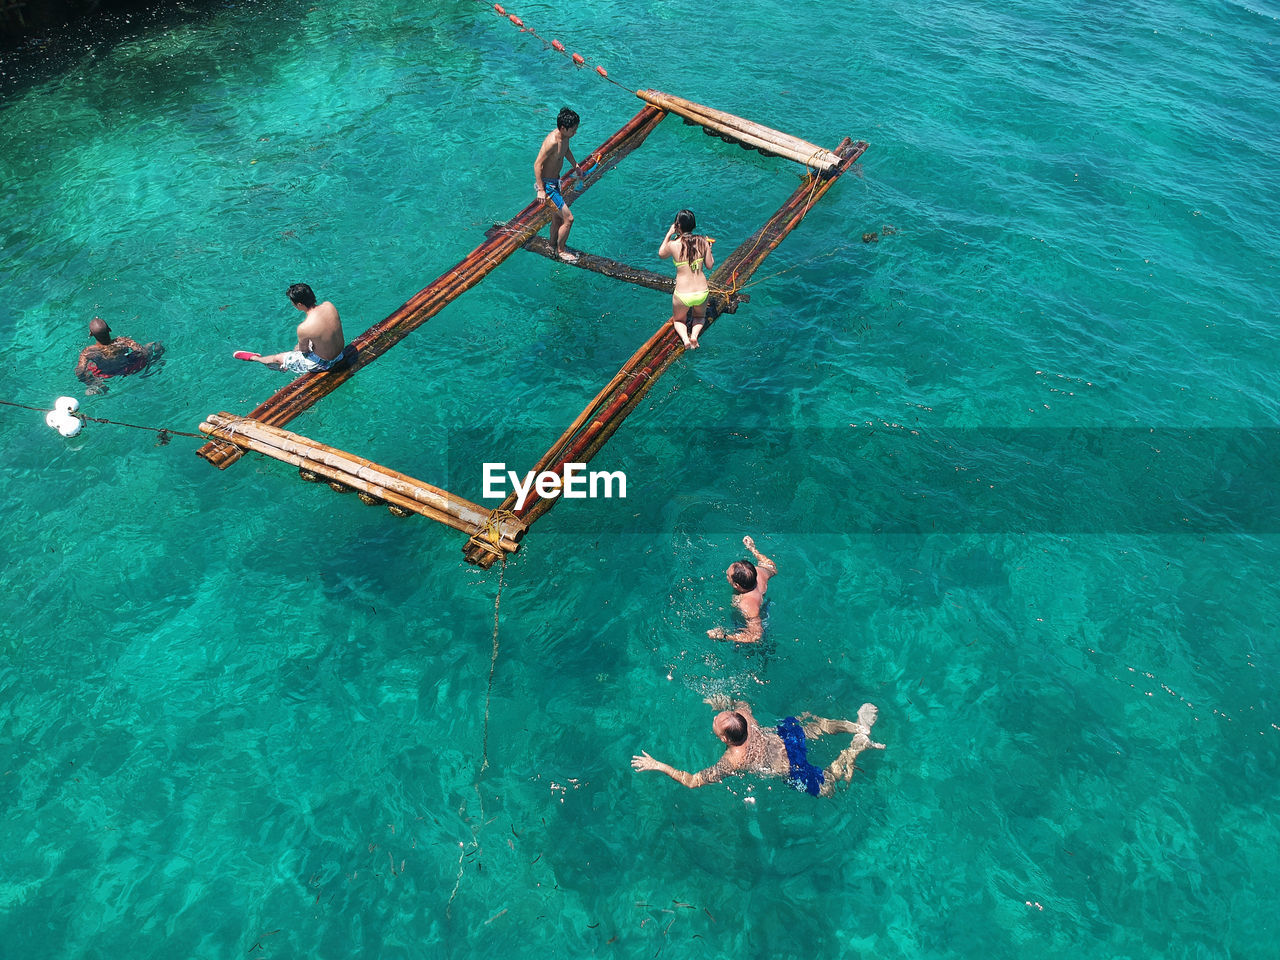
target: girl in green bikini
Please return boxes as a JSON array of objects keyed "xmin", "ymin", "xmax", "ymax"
[{"xmin": 658, "ymin": 209, "xmax": 715, "ymax": 349}]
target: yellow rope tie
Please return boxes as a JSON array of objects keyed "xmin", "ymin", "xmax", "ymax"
[
  {"xmin": 481, "ymin": 508, "xmax": 521, "ymax": 546},
  {"xmin": 800, "ymin": 166, "xmax": 823, "ymax": 213}
]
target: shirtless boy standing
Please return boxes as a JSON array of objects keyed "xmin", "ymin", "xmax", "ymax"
[{"xmin": 533, "ymin": 107, "xmax": 582, "ymax": 263}]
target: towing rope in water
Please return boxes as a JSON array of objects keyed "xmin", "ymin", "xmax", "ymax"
[
  {"xmin": 479, "ymin": 555, "xmax": 507, "ymax": 773},
  {"xmin": 718, "ymin": 170, "xmax": 827, "ymax": 301},
  {"xmin": 448, "ymin": 555, "xmax": 507, "ymax": 918}
]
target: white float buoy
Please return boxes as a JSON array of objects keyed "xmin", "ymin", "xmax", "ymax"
[{"xmin": 46, "ymin": 398, "xmax": 84, "ymax": 438}]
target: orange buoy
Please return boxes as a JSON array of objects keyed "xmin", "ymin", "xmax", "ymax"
[
  {"xmin": 571, "ymin": 53, "xmax": 585, "ymax": 66},
  {"xmin": 551, "ymin": 40, "xmax": 565, "ymax": 52},
  {"xmin": 509, "ymin": 15, "xmax": 523, "ymax": 27},
  {"xmin": 596, "ymin": 65, "xmax": 608, "ymax": 77},
  {"xmin": 494, "ymin": 4, "xmax": 505, "ymax": 13}
]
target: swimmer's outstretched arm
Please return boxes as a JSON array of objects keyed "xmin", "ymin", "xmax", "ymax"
[{"xmin": 630, "ymin": 751, "xmax": 709, "ymax": 788}]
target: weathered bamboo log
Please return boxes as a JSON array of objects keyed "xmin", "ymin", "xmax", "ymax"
[
  {"xmin": 661, "ymin": 98, "xmax": 835, "ymax": 161},
  {"xmin": 200, "ymin": 413, "xmax": 525, "ymax": 554},
  {"xmin": 201, "ymin": 412, "xmax": 490, "ymax": 524},
  {"xmin": 202, "ymin": 420, "xmax": 512, "ymax": 546},
  {"xmin": 197, "ymin": 104, "xmax": 669, "ymax": 469},
  {"xmin": 463, "ymin": 137, "xmax": 868, "ymax": 566},
  {"xmin": 516, "ymin": 235, "xmax": 676, "ymax": 292},
  {"xmin": 637, "ymin": 90, "xmax": 842, "ymax": 173}
]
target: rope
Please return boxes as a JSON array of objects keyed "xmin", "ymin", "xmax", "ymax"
[
  {"xmin": 447, "ymin": 554, "xmax": 507, "ymax": 917},
  {"xmin": 716, "ymin": 167, "xmax": 827, "ymax": 303},
  {"xmin": 480, "ymin": 556, "xmax": 506, "ymax": 773},
  {"xmin": 732, "ymin": 241, "xmax": 865, "ymax": 293},
  {"xmin": 481, "ymin": 2, "xmax": 636, "ymax": 95},
  {"xmin": 482, "ymin": 508, "xmax": 520, "ymax": 546},
  {"xmin": 0, "ymin": 398, "xmax": 204, "ymax": 442}
]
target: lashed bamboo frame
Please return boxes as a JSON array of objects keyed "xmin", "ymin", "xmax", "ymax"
[
  {"xmin": 197, "ymin": 104, "xmax": 667, "ymax": 468},
  {"xmin": 464, "ymin": 136, "xmax": 867, "ymax": 567},
  {"xmin": 199, "ymin": 412, "xmax": 526, "ymax": 560},
  {"xmin": 197, "ymin": 92, "xmax": 867, "ymax": 567}
]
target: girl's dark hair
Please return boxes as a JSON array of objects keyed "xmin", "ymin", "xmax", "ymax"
[{"xmin": 674, "ymin": 209, "xmax": 700, "ymax": 267}]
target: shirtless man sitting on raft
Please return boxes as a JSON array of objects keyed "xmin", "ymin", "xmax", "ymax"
[{"xmin": 235, "ymin": 283, "xmax": 346, "ymax": 375}]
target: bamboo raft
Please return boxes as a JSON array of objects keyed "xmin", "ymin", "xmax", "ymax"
[
  {"xmin": 198, "ymin": 91, "xmax": 868, "ymax": 567},
  {"xmin": 197, "ymin": 104, "xmax": 667, "ymax": 468},
  {"xmin": 464, "ymin": 136, "xmax": 867, "ymax": 566},
  {"xmin": 200, "ymin": 412, "xmax": 526, "ymax": 561},
  {"xmin": 508, "ymin": 233, "xmax": 676, "ymax": 294}
]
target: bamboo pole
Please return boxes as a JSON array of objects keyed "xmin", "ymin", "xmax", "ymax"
[
  {"xmin": 636, "ymin": 90, "xmax": 841, "ymax": 173},
  {"xmin": 198, "ymin": 104, "xmax": 669, "ymax": 469},
  {"xmin": 464, "ymin": 137, "xmax": 868, "ymax": 566},
  {"xmin": 201, "ymin": 413, "xmax": 490, "ymax": 524},
  {"xmin": 199, "ymin": 418, "xmax": 500, "ymax": 542},
  {"xmin": 518, "ymin": 236, "xmax": 676, "ymax": 292},
  {"xmin": 656, "ymin": 96, "xmax": 834, "ymax": 161},
  {"xmin": 200, "ymin": 413, "xmax": 525, "ymax": 554}
]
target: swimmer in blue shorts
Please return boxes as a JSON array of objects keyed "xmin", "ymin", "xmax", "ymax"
[
  {"xmin": 534, "ymin": 106, "xmax": 582, "ymax": 263},
  {"xmin": 237, "ymin": 283, "xmax": 347, "ymax": 377},
  {"xmin": 632, "ymin": 698, "xmax": 884, "ymax": 797}
]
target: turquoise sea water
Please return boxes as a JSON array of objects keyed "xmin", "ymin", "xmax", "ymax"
[{"xmin": 3, "ymin": 0, "xmax": 1279, "ymax": 956}]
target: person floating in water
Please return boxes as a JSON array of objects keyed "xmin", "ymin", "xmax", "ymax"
[
  {"xmin": 234, "ymin": 283, "xmax": 346, "ymax": 375},
  {"xmin": 631, "ymin": 696, "xmax": 884, "ymax": 796},
  {"xmin": 707, "ymin": 535, "xmax": 775, "ymax": 644},
  {"xmin": 657, "ymin": 209, "xmax": 714, "ymax": 349},
  {"xmin": 74, "ymin": 317, "xmax": 164, "ymax": 395},
  {"xmin": 533, "ymin": 107, "xmax": 582, "ymax": 263}
]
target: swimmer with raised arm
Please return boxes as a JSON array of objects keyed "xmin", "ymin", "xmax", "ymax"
[{"xmin": 707, "ymin": 535, "xmax": 776, "ymax": 644}]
